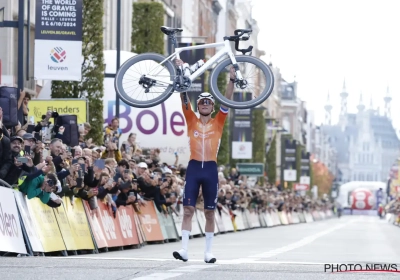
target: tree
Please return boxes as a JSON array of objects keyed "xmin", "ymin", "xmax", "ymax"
[
  {"xmin": 131, "ymin": 2, "xmax": 164, "ymax": 54},
  {"xmin": 296, "ymin": 144, "xmax": 303, "ymax": 182},
  {"xmin": 51, "ymin": 0, "xmax": 105, "ymax": 145},
  {"xmin": 252, "ymin": 108, "xmax": 266, "ymax": 184},
  {"xmin": 266, "ymin": 134, "xmax": 276, "ymax": 184},
  {"xmin": 311, "ymin": 160, "xmax": 334, "ymax": 197}
]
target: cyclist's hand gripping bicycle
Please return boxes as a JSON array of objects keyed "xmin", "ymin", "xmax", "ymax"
[{"xmin": 114, "ymin": 26, "xmax": 274, "ymax": 109}]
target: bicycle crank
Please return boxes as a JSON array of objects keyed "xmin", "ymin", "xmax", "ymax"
[
  {"xmin": 139, "ymin": 75, "xmax": 157, "ymax": 93},
  {"xmin": 173, "ymin": 76, "xmax": 192, "ymax": 92}
]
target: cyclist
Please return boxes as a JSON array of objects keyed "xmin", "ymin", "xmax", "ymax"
[{"xmin": 173, "ymin": 59, "xmax": 235, "ymax": 263}]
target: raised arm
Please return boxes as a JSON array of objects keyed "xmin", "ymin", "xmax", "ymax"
[{"xmin": 220, "ymin": 67, "xmax": 235, "ymax": 111}]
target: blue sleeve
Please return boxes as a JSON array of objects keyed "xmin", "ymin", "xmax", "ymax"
[
  {"xmin": 56, "ymin": 170, "xmax": 70, "ymax": 180},
  {"xmin": 25, "ymin": 168, "xmax": 44, "ymax": 180},
  {"xmin": 97, "ymin": 186, "xmax": 109, "ymax": 199}
]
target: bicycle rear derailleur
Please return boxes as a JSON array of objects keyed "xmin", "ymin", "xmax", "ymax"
[{"xmin": 139, "ymin": 75, "xmax": 156, "ymax": 93}]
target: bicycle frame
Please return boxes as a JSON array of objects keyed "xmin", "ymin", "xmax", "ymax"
[{"xmin": 147, "ymin": 39, "xmax": 244, "ymax": 85}]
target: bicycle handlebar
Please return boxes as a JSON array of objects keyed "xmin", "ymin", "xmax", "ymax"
[{"xmin": 224, "ymin": 29, "xmax": 254, "ymax": 55}]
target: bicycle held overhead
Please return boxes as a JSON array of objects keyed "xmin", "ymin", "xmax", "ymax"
[{"xmin": 114, "ymin": 26, "xmax": 274, "ymax": 109}]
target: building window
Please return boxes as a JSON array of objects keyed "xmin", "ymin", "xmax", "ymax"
[
  {"xmin": 358, "ymin": 173, "xmax": 364, "ymax": 181},
  {"xmin": 353, "ymin": 173, "xmax": 357, "ymax": 180}
]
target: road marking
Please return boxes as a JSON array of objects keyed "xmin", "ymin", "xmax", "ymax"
[
  {"xmin": 247, "ymin": 219, "xmax": 355, "ymax": 260},
  {"xmin": 132, "ymin": 265, "xmax": 218, "ymax": 279},
  {"xmin": 133, "ymin": 272, "xmax": 183, "ymax": 280}
]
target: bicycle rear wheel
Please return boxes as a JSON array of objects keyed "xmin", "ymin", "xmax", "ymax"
[
  {"xmin": 114, "ymin": 53, "xmax": 176, "ymax": 108},
  {"xmin": 209, "ymin": 55, "xmax": 274, "ymax": 109}
]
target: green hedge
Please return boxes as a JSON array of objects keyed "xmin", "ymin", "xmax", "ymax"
[
  {"xmin": 51, "ymin": 0, "xmax": 105, "ymax": 145},
  {"xmin": 266, "ymin": 135, "xmax": 276, "ymax": 184},
  {"xmin": 131, "ymin": 2, "xmax": 164, "ymax": 54}
]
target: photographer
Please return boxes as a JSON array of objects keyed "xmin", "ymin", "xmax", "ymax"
[
  {"xmin": 154, "ymin": 178, "xmax": 176, "ymax": 213},
  {"xmin": 116, "ymin": 179, "xmax": 138, "ymax": 207},
  {"xmin": 101, "ymin": 139, "xmax": 122, "ymax": 162},
  {"xmin": 19, "ymin": 171, "xmax": 58, "ymax": 204},
  {"xmin": 136, "ymin": 162, "xmax": 160, "ymax": 199},
  {"xmin": 4, "ymin": 136, "xmax": 35, "ymax": 185}
]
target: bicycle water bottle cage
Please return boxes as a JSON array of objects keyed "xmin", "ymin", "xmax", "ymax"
[{"xmin": 223, "ymin": 29, "xmax": 253, "ymax": 55}]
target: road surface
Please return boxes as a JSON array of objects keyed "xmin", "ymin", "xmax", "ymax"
[{"xmin": 1, "ymin": 215, "xmax": 399, "ymax": 279}]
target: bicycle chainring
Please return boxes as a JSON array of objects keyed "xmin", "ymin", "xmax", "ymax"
[{"xmin": 173, "ymin": 76, "xmax": 192, "ymax": 92}]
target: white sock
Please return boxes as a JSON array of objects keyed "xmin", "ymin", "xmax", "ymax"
[
  {"xmin": 205, "ymin": 232, "xmax": 214, "ymax": 253},
  {"xmin": 181, "ymin": 230, "xmax": 190, "ymax": 251}
]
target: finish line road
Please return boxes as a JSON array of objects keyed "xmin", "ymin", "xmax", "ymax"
[{"xmin": 1, "ymin": 216, "xmax": 399, "ymax": 280}]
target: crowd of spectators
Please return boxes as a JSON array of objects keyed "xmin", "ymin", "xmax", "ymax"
[{"xmin": 0, "ymin": 103, "xmax": 335, "ymax": 221}]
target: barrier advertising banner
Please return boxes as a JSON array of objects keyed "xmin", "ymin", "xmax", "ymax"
[
  {"xmin": 115, "ymin": 205, "xmax": 140, "ymax": 246},
  {"xmin": 82, "ymin": 201, "xmax": 108, "ymax": 249},
  {"xmin": 27, "ymin": 99, "xmax": 88, "ymax": 125},
  {"xmin": 0, "ymin": 188, "xmax": 27, "ymax": 254},
  {"xmin": 231, "ymin": 92, "xmax": 253, "ymax": 159},
  {"xmin": 34, "ymin": 0, "xmax": 83, "ymax": 81},
  {"xmin": 63, "ymin": 197, "xmax": 94, "ymax": 250},
  {"xmin": 138, "ymin": 203, "xmax": 164, "ymax": 242},
  {"xmin": 14, "ymin": 191, "xmax": 44, "ymax": 252},
  {"xmin": 53, "ymin": 203, "xmax": 78, "ymax": 250},
  {"xmin": 27, "ymin": 197, "xmax": 66, "ymax": 252}
]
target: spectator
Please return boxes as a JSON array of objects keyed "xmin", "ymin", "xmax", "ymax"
[
  {"xmin": 19, "ymin": 170, "xmax": 58, "ymax": 204},
  {"xmin": 101, "ymin": 140, "xmax": 122, "ymax": 162},
  {"xmin": 154, "ymin": 179, "xmax": 176, "ymax": 213},
  {"xmin": 104, "ymin": 117, "xmax": 122, "ymax": 145},
  {"xmin": 116, "ymin": 179, "xmax": 138, "ymax": 208},
  {"xmin": 121, "ymin": 133, "xmax": 137, "ymax": 159},
  {"xmin": 4, "ymin": 136, "xmax": 34, "ymax": 185},
  {"xmin": 17, "ymin": 90, "xmax": 30, "ymax": 125}
]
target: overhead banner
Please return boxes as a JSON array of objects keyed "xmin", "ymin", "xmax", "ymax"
[
  {"xmin": 283, "ymin": 138, "xmax": 297, "ymax": 181},
  {"xmin": 34, "ymin": 0, "xmax": 83, "ymax": 81},
  {"xmin": 27, "ymin": 99, "xmax": 88, "ymax": 124},
  {"xmin": 231, "ymin": 92, "xmax": 253, "ymax": 159},
  {"xmin": 178, "ymin": 43, "xmax": 205, "ymax": 112}
]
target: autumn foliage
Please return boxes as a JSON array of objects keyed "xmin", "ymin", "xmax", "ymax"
[{"xmin": 310, "ymin": 154, "xmax": 334, "ymax": 196}]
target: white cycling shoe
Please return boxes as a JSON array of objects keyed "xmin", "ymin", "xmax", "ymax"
[
  {"xmin": 173, "ymin": 249, "xmax": 188, "ymax": 262},
  {"xmin": 204, "ymin": 252, "xmax": 217, "ymax": 263}
]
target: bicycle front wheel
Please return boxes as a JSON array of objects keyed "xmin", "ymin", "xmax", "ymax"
[
  {"xmin": 114, "ymin": 53, "xmax": 176, "ymax": 108},
  {"xmin": 209, "ymin": 55, "xmax": 274, "ymax": 109}
]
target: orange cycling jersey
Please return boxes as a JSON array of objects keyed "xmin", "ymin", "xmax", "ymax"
[{"xmin": 182, "ymin": 103, "xmax": 228, "ymax": 163}]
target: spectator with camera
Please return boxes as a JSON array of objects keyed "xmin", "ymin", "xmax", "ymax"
[
  {"xmin": 4, "ymin": 136, "xmax": 34, "ymax": 185},
  {"xmin": 121, "ymin": 133, "xmax": 138, "ymax": 159},
  {"xmin": 116, "ymin": 179, "xmax": 138, "ymax": 207},
  {"xmin": 19, "ymin": 166, "xmax": 58, "ymax": 204}
]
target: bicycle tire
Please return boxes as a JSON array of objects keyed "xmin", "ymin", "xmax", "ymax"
[
  {"xmin": 209, "ymin": 55, "xmax": 274, "ymax": 109},
  {"xmin": 114, "ymin": 53, "xmax": 176, "ymax": 108}
]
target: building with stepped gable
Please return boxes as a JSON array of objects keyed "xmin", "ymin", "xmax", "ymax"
[{"xmin": 321, "ymin": 81, "xmax": 399, "ymax": 184}]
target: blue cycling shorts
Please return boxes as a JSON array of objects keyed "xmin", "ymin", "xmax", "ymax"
[{"xmin": 183, "ymin": 160, "xmax": 218, "ymax": 210}]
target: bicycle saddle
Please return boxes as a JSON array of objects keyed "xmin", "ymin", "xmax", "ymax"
[{"xmin": 160, "ymin": 26, "xmax": 183, "ymax": 35}]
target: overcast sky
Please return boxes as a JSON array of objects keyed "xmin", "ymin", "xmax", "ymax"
[{"xmin": 252, "ymin": 0, "xmax": 399, "ymax": 131}]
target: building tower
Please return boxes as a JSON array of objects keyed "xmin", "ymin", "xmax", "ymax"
[
  {"xmin": 340, "ymin": 79, "xmax": 348, "ymax": 116},
  {"xmin": 324, "ymin": 92, "xmax": 333, "ymax": 125},
  {"xmin": 357, "ymin": 92, "xmax": 365, "ymax": 112},
  {"xmin": 384, "ymin": 86, "xmax": 392, "ymax": 120},
  {"xmin": 339, "ymin": 79, "xmax": 349, "ymax": 131}
]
